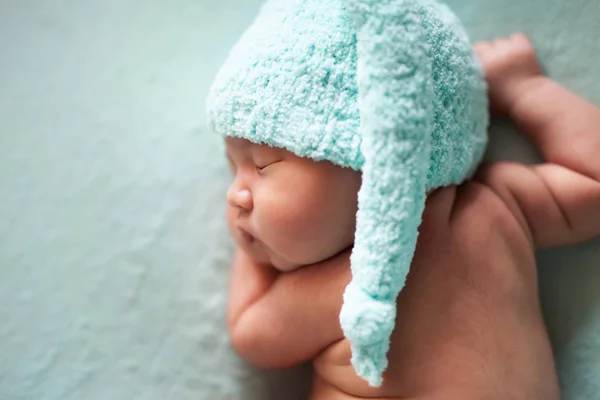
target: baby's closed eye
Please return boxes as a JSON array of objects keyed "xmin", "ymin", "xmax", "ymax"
[
  {"xmin": 253, "ymin": 147, "xmax": 283, "ymax": 171},
  {"xmin": 255, "ymin": 160, "xmax": 281, "ymax": 171},
  {"xmin": 255, "ymin": 159, "xmax": 282, "ymax": 171}
]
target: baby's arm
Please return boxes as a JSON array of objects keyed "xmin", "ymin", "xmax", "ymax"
[
  {"xmin": 227, "ymin": 247, "xmax": 350, "ymax": 368},
  {"xmin": 475, "ymin": 34, "xmax": 600, "ymax": 248}
]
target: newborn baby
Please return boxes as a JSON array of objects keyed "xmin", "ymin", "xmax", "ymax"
[
  {"xmin": 225, "ymin": 34, "xmax": 600, "ymax": 399},
  {"xmin": 211, "ymin": 0, "xmax": 492, "ymax": 386}
]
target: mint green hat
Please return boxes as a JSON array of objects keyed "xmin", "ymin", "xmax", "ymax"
[{"xmin": 206, "ymin": 0, "xmax": 488, "ymax": 387}]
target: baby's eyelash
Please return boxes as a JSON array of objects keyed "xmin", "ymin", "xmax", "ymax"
[
  {"xmin": 256, "ymin": 163, "xmax": 270, "ymax": 171},
  {"xmin": 256, "ymin": 160, "xmax": 281, "ymax": 171}
]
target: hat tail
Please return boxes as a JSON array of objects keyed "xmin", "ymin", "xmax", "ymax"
[{"xmin": 339, "ymin": 0, "xmax": 434, "ymax": 387}]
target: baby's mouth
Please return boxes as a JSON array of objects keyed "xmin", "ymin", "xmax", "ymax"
[{"xmin": 238, "ymin": 227, "xmax": 256, "ymax": 244}]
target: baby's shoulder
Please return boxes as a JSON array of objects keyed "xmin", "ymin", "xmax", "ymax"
[{"xmin": 444, "ymin": 170, "xmax": 535, "ymax": 247}]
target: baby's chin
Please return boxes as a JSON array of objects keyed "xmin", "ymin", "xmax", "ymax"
[
  {"xmin": 268, "ymin": 246, "xmax": 349, "ymax": 272},
  {"xmin": 269, "ymin": 256, "xmax": 305, "ymax": 272},
  {"xmin": 243, "ymin": 241, "xmax": 311, "ymax": 272},
  {"xmin": 235, "ymin": 229, "xmax": 342, "ymax": 272}
]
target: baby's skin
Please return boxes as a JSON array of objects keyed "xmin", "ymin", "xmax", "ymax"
[{"xmin": 224, "ymin": 35, "xmax": 600, "ymax": 399}]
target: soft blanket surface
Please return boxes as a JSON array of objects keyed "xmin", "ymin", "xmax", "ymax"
[{"xmin": 0, "ymin": 0, "xmax": 598, "ymax": 399}]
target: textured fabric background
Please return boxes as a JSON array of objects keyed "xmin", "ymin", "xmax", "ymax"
[{"xmin": 0, "ymin": 0, "xmax": 598, "ymax": 399}]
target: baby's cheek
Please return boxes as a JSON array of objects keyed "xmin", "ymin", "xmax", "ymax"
[
  {"xmin": 261, "ymin": 194, "xmax": 320, "ymax": 238},
  {"xmin": 259, "ymin": 190, "xmax": 339, "ymax": 262}
]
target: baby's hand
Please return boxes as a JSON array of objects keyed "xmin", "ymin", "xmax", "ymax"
[
  {"xmin": 474, "ymin": 34, "xmax": 543, "ymax": 114},
  {"xmin": 227, "ymin": 247, "xmax": 351, "ymax": 369}
]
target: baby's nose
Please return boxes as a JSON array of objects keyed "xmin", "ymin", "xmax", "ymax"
[{"xmin": 227, "ymin": 187, "xmax": 253, "ymax": 211}]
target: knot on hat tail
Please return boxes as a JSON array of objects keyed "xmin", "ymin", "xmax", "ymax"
[{"xmin": 340, "ymin": 281, "xmax": 397, "ymax": 387}]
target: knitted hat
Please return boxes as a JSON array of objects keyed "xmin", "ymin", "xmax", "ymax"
[{"xmin": 206, "ymin": 0, "xmax": 488, "ymax": 387}]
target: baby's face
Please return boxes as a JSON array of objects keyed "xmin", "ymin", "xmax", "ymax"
[{"xmin": 225, "ymin": 137, "xmax": 361, "ymax": 271}]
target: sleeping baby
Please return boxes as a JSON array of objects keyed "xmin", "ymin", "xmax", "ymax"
[{"xmin": 206, "ymin": 0, "xmax": 600, "ymax": 397}]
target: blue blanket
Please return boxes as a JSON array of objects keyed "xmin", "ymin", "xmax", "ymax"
[{"xmin": 0, "ymin": 0, "xmax": 598, "ymax": 399}]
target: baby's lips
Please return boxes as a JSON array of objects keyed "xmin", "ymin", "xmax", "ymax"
[{"xmin": 236, "ymin": 224, "xmax": 257, "ymax": 244}]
